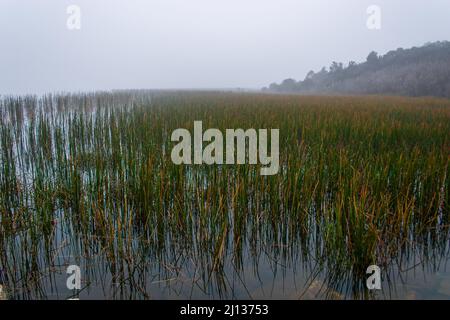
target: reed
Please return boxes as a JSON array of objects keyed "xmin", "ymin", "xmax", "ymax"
[{"xmin": 0, "ymin": 91, "xmax": 449, "ymax": 299}]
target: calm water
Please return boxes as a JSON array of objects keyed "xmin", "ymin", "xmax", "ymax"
[{"xmin": 1, "ymin": 211, "xmax": 449, "ymax": 300}]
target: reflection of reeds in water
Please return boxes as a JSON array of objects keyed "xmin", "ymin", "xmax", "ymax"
[{"xmin": 0, "ymin": 91, "xmax": 449, "ymax": 299}]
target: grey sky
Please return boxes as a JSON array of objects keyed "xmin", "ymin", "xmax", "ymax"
[{"xmin": 0, "ymin": 0, "xmax": 449, "ymax": 94}]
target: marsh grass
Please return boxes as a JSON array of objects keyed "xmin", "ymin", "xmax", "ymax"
[{"xmin": 0, "ymin": 91, "xmax": 449, "ymax": 299}]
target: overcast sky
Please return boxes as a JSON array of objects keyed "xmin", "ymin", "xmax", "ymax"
[{"xmin": 0, "ymin": 0, "xmax": 449, "ymax": 94}]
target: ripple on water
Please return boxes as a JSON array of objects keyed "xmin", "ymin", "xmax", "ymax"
[{"xmin": 437, "ymin": 277, "xmax": 450, "ymax": 296}]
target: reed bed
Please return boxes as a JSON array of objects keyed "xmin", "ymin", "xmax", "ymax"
[{"xmin": 0, "ymin": 91, "xmax": 449, "ymax": 299}]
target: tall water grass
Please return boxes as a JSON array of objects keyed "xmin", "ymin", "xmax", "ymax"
[{"xmin": 0, "ymin": 91, "xmax": 449, "ymax": 299}]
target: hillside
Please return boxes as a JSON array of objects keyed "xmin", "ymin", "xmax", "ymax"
[{"xmin": 264, "ymin": 41, "xmax": 450, "ymax": 98}]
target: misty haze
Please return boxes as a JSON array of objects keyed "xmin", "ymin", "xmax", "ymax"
[{"xmin": 0, "ymin": 0, "xmax": 449, "ymax": 305}]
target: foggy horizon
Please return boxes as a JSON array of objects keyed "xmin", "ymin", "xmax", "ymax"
[
  {"xmin": 1, "ymin": 0, "xmax": 449, "ymax": 95},
  {"xmin": 1, "ymin": 0, "xmax": 450, "ymax": 306}
]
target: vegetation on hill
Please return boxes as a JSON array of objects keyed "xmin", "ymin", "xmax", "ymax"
[{"xmin": 265, "ymin": 41, "xmax": 450, "ymax": 98}]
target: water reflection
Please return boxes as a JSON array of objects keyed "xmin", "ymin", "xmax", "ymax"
[{"xmin": 1, "ymin": 209, "xmax": 449, "ymax": 300}]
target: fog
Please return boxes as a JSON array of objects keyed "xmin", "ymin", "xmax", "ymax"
[{"xmin": 0, "ymin": 0, "xmax": 449, "ymax": 94}]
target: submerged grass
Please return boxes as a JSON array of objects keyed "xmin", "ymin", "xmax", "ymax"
[{"xmin": 0, "ymin": 91, "xmax": 449, "ymax": 299}]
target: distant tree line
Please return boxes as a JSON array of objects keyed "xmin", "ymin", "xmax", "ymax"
[{"xmin": 264, "ymin": 41, "xmax": 450, "ymax": 98}]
